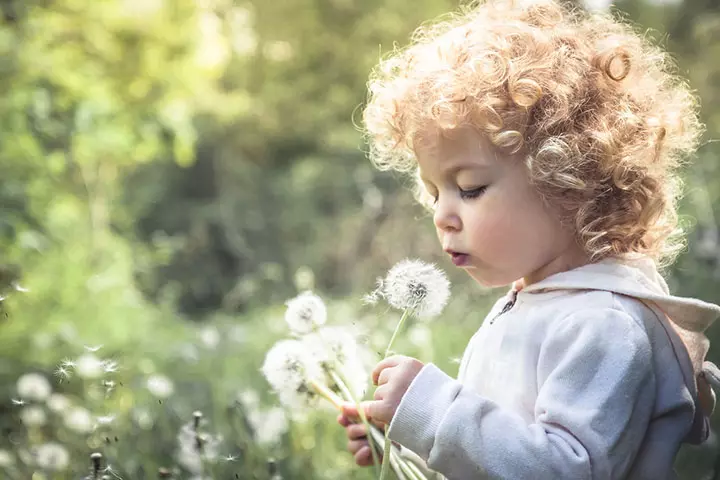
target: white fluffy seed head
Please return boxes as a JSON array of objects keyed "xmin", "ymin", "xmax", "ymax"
[
  {"xmin": 34, "ymin": 442, "xmax": 69, "ymax": 471},
  {"xmin": 16, "ymin": 373, "xmax": 52, "ymax": 402},
  {"xmin": 262, "ymin": 339, "xmax": 324, "ymax": 410},
  {"xmin": 373, "ymin": 259, "xmax": 451, "ymax": 319},
  {"xmin": 302, "ymin": 326, "xmax": 370, "ymax": 399},
  {"xmin": 284, "ymin": 291, "xmax": 327, "ymax": 334}
]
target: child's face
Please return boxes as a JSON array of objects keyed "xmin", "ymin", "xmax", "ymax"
[{"xmin": 414, "ymin": 126, "xmax": 587, "ymax": 288}]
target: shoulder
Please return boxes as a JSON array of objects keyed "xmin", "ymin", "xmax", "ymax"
[{"xmin": 520, "ymin": 288, "xmax": 656, "ymax": 334}]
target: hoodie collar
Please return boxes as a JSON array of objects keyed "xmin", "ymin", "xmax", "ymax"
[{"xmin": 518, "ymin": 256, "xmax": 720, "ymax": 333}]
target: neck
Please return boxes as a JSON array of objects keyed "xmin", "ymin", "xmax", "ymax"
[{"xmin": 520, "ymin": 247, "xmax": 589, "ymax": 289}]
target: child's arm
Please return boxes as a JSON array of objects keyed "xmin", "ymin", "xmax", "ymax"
[{"xmin": 381, "ymin": 308, "xmax": 667, "ymax": 480}]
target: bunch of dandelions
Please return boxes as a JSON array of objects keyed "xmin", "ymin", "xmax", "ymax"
[
  {"xmin": 365, "ymin": 259, "xmax": 451, "ymax": 480},
  {"xmin": 264, "ymin": 291, "xmax": 422, "ymax": 478}
]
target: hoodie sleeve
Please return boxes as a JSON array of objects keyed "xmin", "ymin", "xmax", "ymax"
[{"xmin": 386, "ymin": 308, "xmax": 656, "ymax": 480}]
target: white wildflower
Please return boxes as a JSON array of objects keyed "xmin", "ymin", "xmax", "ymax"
[
  {"xmin": 75, "ymin": 354, "xmax": 104, "ymax": 379},
  {"xmin": 64, "ymin": 406, "xmax": 94, "ymax": 433},
  {"xmin": 248, "ymin": 407, "xmax": 288, "ymax": 447},
  {"xmin": 16, "ymin": 373, "xmax": 52, "ymax": 401},
  {"xmin": 262, "ymin": 339, "xmax": 324, "ymax": 410},
  {"xmin": 371, "ymin": 259, "xmax": 450, "ymax": 319},
  {"xmin": 34, "ymin": 442, "xmax": 69, "ymax": 471},
  {"xmin": 0, "ymin": 449, "xmax": 14, "ymax": 467},
  {"xmin": 283, "ymin": 291, "xmax": 327, "ymax": 334},
  {"xmin": 20, "ymin": 406, "xmax": 47, "ymax": 427},
  {"xmin": 146, "ymin": 374, "xmax": 175, "ymax": 399}
]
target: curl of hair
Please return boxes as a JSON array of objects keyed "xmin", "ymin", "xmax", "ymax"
[{"xmin": 362, "ymin": 0, "xmax": 702, "ymax": 265}]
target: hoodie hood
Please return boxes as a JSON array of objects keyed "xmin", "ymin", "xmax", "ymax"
[{"xmin": 518, "ymin": 255, "xmax": 720, "ymax": 444}]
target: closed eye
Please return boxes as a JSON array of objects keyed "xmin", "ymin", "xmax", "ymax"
[{"xmin": 459, "ymin": 185, "xmax": 487, "ymax": 200}]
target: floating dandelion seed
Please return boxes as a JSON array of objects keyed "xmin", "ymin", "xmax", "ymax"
[
  {"xmin": 371, "ymin": 259, "xmax": 451, "ymax": 319},
  {"xmin": 102, "ymin": 359, "xmax": 119, "ymax": 374},
  {"xmin": 11, "ymin": 398, "xmax": 25, "ymax": 406},
  {"xmin": 283, "ymin": 291, "xmax": 327, "ymax": 334},
  {"xmin": 13, "ymin": 282, "xmax": 29, "ymax": 293},
  {"xmin": 84, "ymin": 344, "xmax": 104, "ymax": 353},
  {"xmin": 55, "ymin": 365, "xmax": 74, "ymax": 383},
  {"xmin": 223, "ymin": 454, "xmax": 239, "ymax": 462}
]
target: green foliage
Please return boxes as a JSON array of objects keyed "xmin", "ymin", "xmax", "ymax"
[{"xmin": 0, "ymin": 0, "xmax": 720, "ymax": 478}]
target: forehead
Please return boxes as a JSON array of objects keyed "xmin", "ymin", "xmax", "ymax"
[{"xmin": 413, "ymin": 125, "xmax": 496, "ymax": 175}]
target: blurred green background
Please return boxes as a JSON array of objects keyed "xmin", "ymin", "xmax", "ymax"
[{"xmin": 0, "ymin": 0, "xmax": 719, "ymax": 478}]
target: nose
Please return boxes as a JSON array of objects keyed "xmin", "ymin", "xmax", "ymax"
[{"xmin": 433, "ymin": 197, "xmax": 462, "ymax": 232}]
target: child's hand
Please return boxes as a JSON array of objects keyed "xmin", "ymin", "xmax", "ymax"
[
  {"xmin": 366, "ymin": 355, "xmax": 425, "ymax": 426},
  {"xmin": 337, "ymin": 405, "xmax": 385, "ymax": 467}
]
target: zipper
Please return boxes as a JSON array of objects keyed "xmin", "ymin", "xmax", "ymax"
[{"xmin": 489, "ymin": 289, "xmax": 518, "ymax": 325}]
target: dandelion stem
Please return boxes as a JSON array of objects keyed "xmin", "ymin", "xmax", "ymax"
[
  {"xmin": 380, "ymin": 435, "xmax": 393, "ymax": 480},
  {"xmin": 330, "ymin": 369, "xmax": 381, "ymax": 476},
  {"xmin": 308, "ymin": 379, "xmax": 344, "ymax": 410},
  {"xmin": 385, "ymin": 309, "xmax": 411, "ymax": 358}
]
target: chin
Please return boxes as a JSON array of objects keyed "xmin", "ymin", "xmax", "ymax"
[{"xmin": 468, "ymin": 271, "xmax": 513, "ymax": 289}]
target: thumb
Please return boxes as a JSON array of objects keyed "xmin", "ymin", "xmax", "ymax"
[{"xmin": 341, "ymin": 401, "xmax": 377, "ymax": 422}]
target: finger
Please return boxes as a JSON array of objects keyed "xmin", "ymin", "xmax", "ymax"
[
  {"xmin": 373, "ymin": 384, "xmax": 389, "ymax": 401},
  {"xmin": 372, "ymin": 355, "xmax": 405, "ymax": 385},
  {"xmin": 347, "ymin": 438, "xmax": 369, "ymax": 455},
  {"xmin": 355, "ymin": 445, "xmax": 376, "ymax": 467},
  {"xmin": 364, "ymin": 400, "xmax": 391, "ymax": 425},
  {"xmin": 337, "ymin": 413, "xmax": 350, "ymax": 427},
  {"xmin": 346, "ymin": 423, "xmax": 368, "ymax": 441},
  {"xmin": 377, "ymin": 365, "xmax": 396, "ymax": 386}
]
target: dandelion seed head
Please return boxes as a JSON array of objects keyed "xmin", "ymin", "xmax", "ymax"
[
  {"xmin": 301, "ymin": 326, "xmax": 370, "ymax": 398},
  {"xmin": 47, "ymin": 393, "xmax": 71, "ymax": 413},
  {"xmin": 0, "ymin": 449, "xmax": 14, "ymax": 467},
  {"xmin": 34, "ymin": 442, "xmax": 69, "ymax": 471},
  {"xmin": 176, "ymin": 422, "xmax": 221, "ymax": 474},
  {"xmin": 146, "ymin": 374, "xmax": 175, "ymax": 399},
  {"xmin": 16, "ymin": 373, "xmax": 52, "ymax": 401},
  {"xmin": 262, "ymin": 339, "xmax": 323, "ymax": 409},
  {"xmin": 20, "ymin": 406, "xmax": 47, "ymax": 427},
  {"xmin": 377, "ymin": 259, "xmax": 450, "ymax": 319},
  {"xmin": 283, "ymin": 291, "xmax": 327, "ymax": 334},
  {"xmin": 64, "ymin": 406, "xmax": 94, "ymax": 433},
  {"xmin": 248, "ymin": 407, "xmax": 288, "ymax": 447}
]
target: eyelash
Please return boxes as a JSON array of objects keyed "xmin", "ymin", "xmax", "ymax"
[
  {"xmin": 459, "ymin": 186, "xmax": 487, "ymax": 200},
  {"xmin": 431, "ymin": 185, "xmax": 487, "ymax": 205}
]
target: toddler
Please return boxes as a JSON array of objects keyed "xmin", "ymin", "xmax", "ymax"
[{"xmin": 338, "ymin": 0, "xmax": 720, "ymax": 479}]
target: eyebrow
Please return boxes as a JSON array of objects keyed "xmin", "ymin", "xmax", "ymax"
[{"xmin": 420, "ymin": 163, "xmax": 489, "ymax": 183}]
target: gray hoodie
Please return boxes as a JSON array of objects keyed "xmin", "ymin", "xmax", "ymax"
[{"xmin": 388, "ymin": 256, "xmax": 720, "ymax": 480}]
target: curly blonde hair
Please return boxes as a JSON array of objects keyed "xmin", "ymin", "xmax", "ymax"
[{"xmin": 362, "ymin": 0, "xmax": 703, "ymax": 265}]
